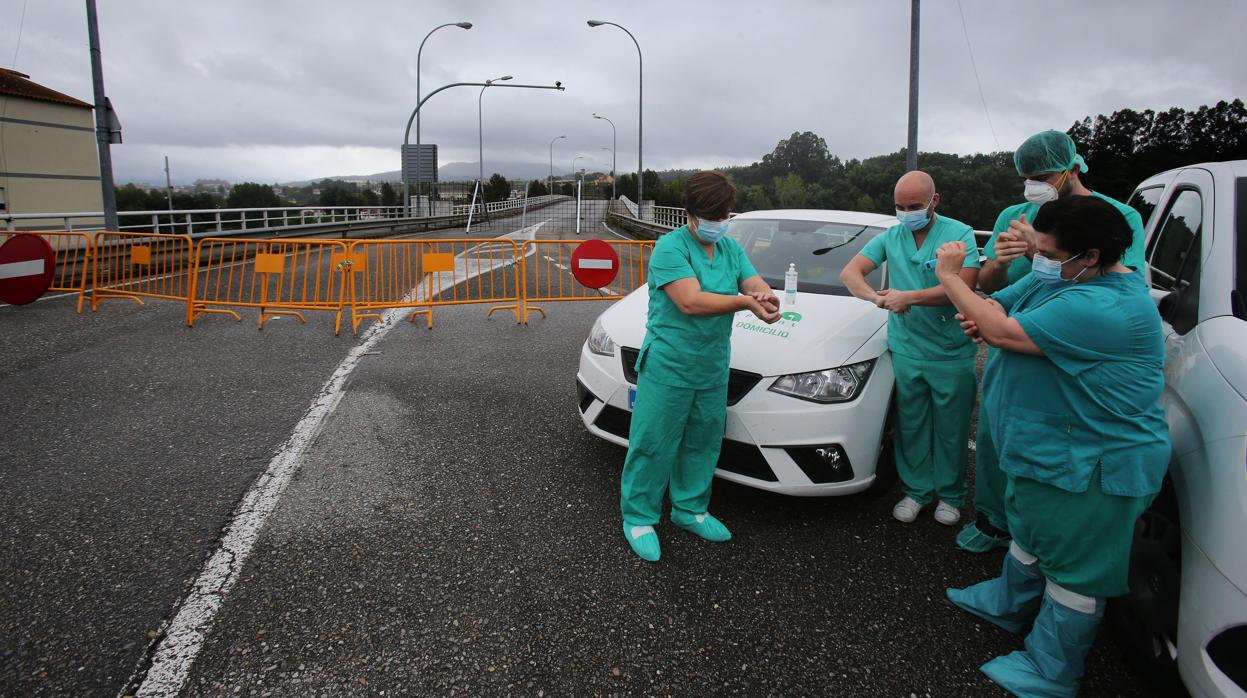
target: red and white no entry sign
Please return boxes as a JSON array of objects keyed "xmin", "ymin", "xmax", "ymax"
[
  {"xmin": 570, "ymin": 239, "xmax": 620, "ymax": 289},
  {"xmin": 0, "ymin": 234, "xmax": 56, "ymax": 305}
]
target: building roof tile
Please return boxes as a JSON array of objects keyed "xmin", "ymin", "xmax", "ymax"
[{"xmin": 0, "ymin": 68, "xmax": 93, "ymax": 109}]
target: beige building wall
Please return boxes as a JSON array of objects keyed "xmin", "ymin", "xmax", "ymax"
[{"xmin": 0, "ymin": 94, "xmax": 105, "ymax": 230}]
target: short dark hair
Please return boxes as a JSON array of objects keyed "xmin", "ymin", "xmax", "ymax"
[
  {"xmin": 682, "ymin": 170, "xmax": 737, "ymax": 220},
  {"xmin": 1031, "ymin": 195, "xmax": 1131, "ymax": 268}
]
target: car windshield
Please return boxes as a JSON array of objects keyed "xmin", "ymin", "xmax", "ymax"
[{"xmin": 728, "ymin": 218, "xmax": 886, "ymax": 295}]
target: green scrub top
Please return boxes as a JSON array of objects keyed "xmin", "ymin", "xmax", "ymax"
[
  {"xmin": 984, "ymin": 192, "xmax": 1148, "ymax": 284},
  {"xmin": 859, "ymin": 214, "xmax": 981, "ymax": 360},
  {"xmin": 635, "ymin": 225, "xmax": 758, "ymax": 390},
  {"xmin": 983, "ymin": 271, "xmax": 1170, "ymax": 497}
]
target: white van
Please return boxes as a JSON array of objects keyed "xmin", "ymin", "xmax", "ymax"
[{"xmin": 1109, "ymin": 161, "xmax": 1247, "ymax": 697}]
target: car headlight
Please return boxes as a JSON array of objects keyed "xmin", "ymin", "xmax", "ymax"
[
  {"xmin": 587, "ymin": 319, "xmax": 617, "ymax": 356},
  {"xmin": 768, "ymin": 359, "xmax": 875, "ymax": 403}
]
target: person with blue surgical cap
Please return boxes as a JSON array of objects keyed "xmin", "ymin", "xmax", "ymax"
[
  {"xmin": 840, "ymin": 171, "xmax": 981, "ymax": 526},
  {"xmin": 957, "ymin": 129, "xmax": 1149, "ymax": 555},
  {"xmin": 934, "ymin": 195, "xmax": 1169, "ymax": 697},
  {"xmin": 619, "ymin": 170, "xmax": 781, "ymax": 562}
]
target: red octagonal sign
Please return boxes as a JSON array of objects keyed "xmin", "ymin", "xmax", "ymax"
[
  {"xmin": 0, "ymin": 234, "xmax": 56, "ymax": 305},
  {"xmin": 570, "ymin": 239, "xmax": 619, "ymax": 289}
]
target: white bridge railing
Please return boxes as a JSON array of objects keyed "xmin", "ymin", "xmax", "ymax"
[
  {"xmin": 651, "ymin": 205, "xmax": 687, "ymax": 229},
  {"xmin": 2, "ymin": 194, "xmax": 570, "ymax": 238}
]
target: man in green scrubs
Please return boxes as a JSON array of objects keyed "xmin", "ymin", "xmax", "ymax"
[
  {"xmin": 959, "ymin": 130, "xmax": 1149, "ymax": 554},
  {"xmin": 934, "ymin": 195, "xmax": 1170, "ymax": 697},
  {"xmin": 840, "ymin": 171, "xmax": 981, "ymax": 525},
  {"xmin": 620, "ymin": 170, "xmax": 780, "ymax": 562}
]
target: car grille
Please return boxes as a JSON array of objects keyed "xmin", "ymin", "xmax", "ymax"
[{"xmin": 619, "ymin": 346, "xmax": 762, "ymax": 406}]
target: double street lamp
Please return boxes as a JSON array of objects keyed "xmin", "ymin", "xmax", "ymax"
[
  {"xmin": 479, "ymin": 75, "xmax": 514, "ymax": 186},
  {"xmin": 587, "ymin": 20, "xmax": 642, "ymax": 205},
  {"xmin": 411, "ymin": 21, "xmax": 473, "ymax": 216},
  {"xmin": 593, "ymin": 113, "xmax": 616, "ymax": 200}
]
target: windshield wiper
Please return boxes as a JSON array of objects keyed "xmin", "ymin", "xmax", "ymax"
[{"xmin": 811, "ymin": 226, "xmax": 868, "ymax": 256}]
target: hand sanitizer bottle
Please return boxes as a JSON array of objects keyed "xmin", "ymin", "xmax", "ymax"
[{"xmin": 784, "ymin": 263, "xmax": 798, "ymax": 307}]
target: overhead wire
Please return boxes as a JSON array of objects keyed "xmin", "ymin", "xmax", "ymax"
[{"xmin": 956, "ymin": 0, "xmax": 1002, "ymax": 151}]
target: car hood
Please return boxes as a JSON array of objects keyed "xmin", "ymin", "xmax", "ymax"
[{"xmin": 599, "ymin": 287, "xmax": 887, "ymax": 376}]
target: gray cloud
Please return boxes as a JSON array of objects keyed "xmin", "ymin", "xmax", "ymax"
[{"xmin": 3, "ymin": 0, "xmax": 1244, "ymax": 184}]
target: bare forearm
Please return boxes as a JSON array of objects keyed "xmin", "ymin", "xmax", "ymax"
[
  {"xmin": 938, "ymin": 274, "xmax": 1023, "ymax": 347},
  {"xmin": 679, "ymin": 292, "xmax": 751, "ymax": 317},
  {"xmin": 840, "ymin": 271, "xmax": 878, "ymax": 302}
]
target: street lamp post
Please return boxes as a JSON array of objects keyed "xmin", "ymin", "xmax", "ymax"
[
  {"xmin": 548, "ymin": 134, "xmax": 565, "ymax": 194},
  {"xmin": 592, "ymin": 113, "xmax": 616, "ymax": 200},
  {"xmin": 572, "ymin": 155, "xmax": 586, "ymax": 235},
  {"xmin": 402, "ymin": 80, "xmax": 566, "ymax": 220},
  {"xmin": 478, "ymin": 75, "xmax": 513, "ymax": 189},
  {"xmin": 587, "ymin": 21, "xmax": 642, "ymax": 206},
  {"xmin": 412, "ymin": 21, "xmax": 472, "ymax": 217}
]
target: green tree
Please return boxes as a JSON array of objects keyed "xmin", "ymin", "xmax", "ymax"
[
  {"xmin": 483, "ymin": 173, "xmax": 511, "ymax": 203},
  {"xmin": 527, "ymin": 179, "xmax": 549, "ymax": 197},
  {"xmin": 227, "ymin": 182, "xmax": 282, "ymax": 208},
  {"xmin": 380, "ymin": 182, "xmax": 399, "ymax": 207}
]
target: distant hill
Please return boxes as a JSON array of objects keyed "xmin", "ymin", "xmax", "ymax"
[{"xmin": 279, "ymin": 161, "xmax": 592, "ymax": 187}]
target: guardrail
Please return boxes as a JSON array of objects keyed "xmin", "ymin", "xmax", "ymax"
[
  {"xmin": 3, "ymin": 196, "xmax": 573, "ymax": 239},
  {"xmin": 651, "ymin": 206, "xmax": 687, "ymax": 229}
]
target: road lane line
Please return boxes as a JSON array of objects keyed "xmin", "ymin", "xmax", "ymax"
[
  {"xmin": 124, "ymin": 224, "xmax": 552, "ymax": 696},
  {"xmin": 601, "ymin": 222, "xmax": 633, "ymax": 240}
]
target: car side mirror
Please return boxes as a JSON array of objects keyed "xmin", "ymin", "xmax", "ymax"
[{"xmin": 1157, "ymin": 289, "xmax": 1178, "ymax": 318}]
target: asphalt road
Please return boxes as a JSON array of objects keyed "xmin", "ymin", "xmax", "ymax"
[{"xmin": 0, "ymin": 212, "xmax": 1157, "ymax": 696}]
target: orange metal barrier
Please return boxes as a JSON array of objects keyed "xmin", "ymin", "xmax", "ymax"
[
  {"xmin": 91, "ymin": 231, "xmax": 195, "ymax": 311},
  {"xmin": 345, "ymin": 238, "xmax": 523, "ymax": 334},
  {"xmin": 188, "ymin": 237, "xmax": 350, "ymax": 333},
  {"xmin": 1, "ymin": 231, "xmax": 93, "ymax": 313},
  {"xmin": 519, "ymin": 239, "xmax": 654, "ymax": 323}
]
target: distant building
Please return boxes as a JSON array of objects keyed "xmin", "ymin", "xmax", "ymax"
[{"xmin": 0, "ymin": 68, "xmax": 103, "ymax": 228}]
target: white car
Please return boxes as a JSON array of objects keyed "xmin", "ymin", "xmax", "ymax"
[
  {"xmin": 576, "ymin": 209, "xmax": 899, "ymax": 496},
  {"xmin": 1108, "ymin": 161, "xmax": 1247, "ymax": 697}
]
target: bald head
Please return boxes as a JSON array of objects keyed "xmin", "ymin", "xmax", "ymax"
[{"xmin": 894, "ymin": 170, "xmax": 936, "ymax": 204}]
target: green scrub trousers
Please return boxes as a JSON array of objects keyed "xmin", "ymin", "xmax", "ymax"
[
  {"xmin": 1005, "ymin": 468, "xmax": 1154, "ymax": 597},
  {"xmin": 972, "ymin": 373, "xmax": 1009, "ymax": 532},
  {"xmin": 620, "ymin": 370, "xmax": 728, "ymax": 526},
  {"xmin": 892, "ymin": 353, "xmax": 977, "ymax": 507}
]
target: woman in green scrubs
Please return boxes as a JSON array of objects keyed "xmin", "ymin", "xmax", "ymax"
[
  {"xmin": 620, "ymin": 171, "xmax": 781, "ymax": 563},
  {"xmin": 932, "ymin": 195, "xmax": 1170, "ymax": 697}
]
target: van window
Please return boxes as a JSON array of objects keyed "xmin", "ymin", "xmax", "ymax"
[
  {"xmin": 1148, "ymin": 188, "xmax": 1203, "ymax": 334},
  {"xmin": 1129, "ymin": 186, "xmax": 1164, "ymax": 240}
]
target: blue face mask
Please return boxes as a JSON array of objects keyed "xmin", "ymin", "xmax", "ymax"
[
  {"xmin": 895, "ymin": 204, "xmax": 931, "ymax": 231},
  {"xmin": 694, "ymin": 217, "xmax": 730, "ymax": 243},
  {"xmin": 1032, "ymin": 251, "xmax": 1084, "ymax": 284}
]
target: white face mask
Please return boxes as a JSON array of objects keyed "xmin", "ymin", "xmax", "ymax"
[{"xmin": 1024, "ymin": 179, "xmax": 1059, "ymax": 205}]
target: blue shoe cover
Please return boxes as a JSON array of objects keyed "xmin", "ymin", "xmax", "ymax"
[
  {"xmin": 622, "ymin": 522, "xmax": 660, "ymax": 562},
  {"xmin": 671, "ymin": 511, "xmax": 732, "ymax": 542},
  {"xmin": 980, "ymin": 593, "xmax": 1103, "ymax": 698},
  {"xmin": 955, "ymin": 521, "xmax": 1011, "ymax": 553},
  {"xmin": 947, "ymin": 551, "xmax": 1042, "ymax": 634}
]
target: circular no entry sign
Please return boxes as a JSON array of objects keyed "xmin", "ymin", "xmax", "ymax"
[
  {"xmin": 0, "ymin": 235, "xmax": 56, "ymax": 305},
  {"xmin": 570, "ymin": 239, "xmax": 620, "ymax": 289}
]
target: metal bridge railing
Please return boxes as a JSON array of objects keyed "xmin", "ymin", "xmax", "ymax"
[
  {"xmin": 2, "ymin": 196, "xmax": 570, "ymax": 239},
  {"xmin": 651, "ymin": 206, "xmax": 687, "ymax": 229}
]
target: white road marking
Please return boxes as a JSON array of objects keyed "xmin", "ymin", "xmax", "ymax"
[
  {"xmin": 600, "ymin": 222, "xmax": 632, "ymax": 240},
  {"xmin": 126, "ymin": 223, "xmax": 548, "ymax": 697},
  {"xmin": 0, "ymin": 259, "xmax": 45, "ymax": 279}
]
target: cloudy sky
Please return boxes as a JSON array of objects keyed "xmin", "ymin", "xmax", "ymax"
[{"xmin": 3, "ymin": 0, "xmax": 1244, "ymax": 185}]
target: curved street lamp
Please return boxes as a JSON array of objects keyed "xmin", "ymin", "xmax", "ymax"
[
  {"xmin": 478, "ymin": 75, "xmax": 514, "ymax": 186},
  {"xmin": 412, "ymin": 21, "xmax": 472, "ymax": 216},
  {"xmin": 587, "ymin": 21, "xmax": 642, "ymax": 205},
  {"xmin": 548, "ymin": 135, "xmax": 566, "ymax": 193},
  {"xmin": 593, "ymin": 113, "xmax": 616, "ymax": 199}
]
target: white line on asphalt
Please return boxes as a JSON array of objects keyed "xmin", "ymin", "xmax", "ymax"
[
  {"xmin": 123, "ymin": 225, "xmax": 549, "ymax": 697},
  {"xmin": 600, "ymin": 222, "xmax": 632, "ymax": 240}
]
